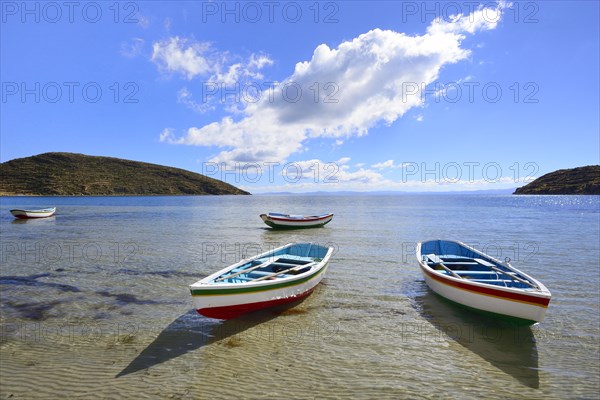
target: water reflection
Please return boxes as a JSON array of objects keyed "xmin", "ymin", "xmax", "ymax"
[
  {"xmin": 412, "ymin": 283, "xmax": 540, "ymax": 388},
  {"xmin": 10, "ymin": 216, "xmax": 56, "ymax": 224}
]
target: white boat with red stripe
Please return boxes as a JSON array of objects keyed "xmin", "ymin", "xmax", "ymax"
[
  {"xmin": 260, "ymin": 212, "xmax": 333, "ymax": 229},
  {"xmin": 416, "ymin": 239, "xmax": 551, "ymax": 324},
  {"xmin": 190, "ymin": 243, "xmax": 333, "ymax": 319},
  {"xmin": 10, "ymin": 207, "xmax": 56, "ymax": 219}
]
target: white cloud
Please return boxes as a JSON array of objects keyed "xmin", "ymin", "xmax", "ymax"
[
  {"xmin": 214, "ymin": 63, "xmax": 243, "ymax": 86},
  {"xmin": 426, "ymin": 2, "xmax": 506, "ymax": 35},
  {"xmin": 120, "ymin": 38, "xmax": 144, "ymax": 58},
  {"xmin": 247, "ymin": 176, "xmax": 517, "ymax": 193},
  {"xmin": 137, "ymin": 15, "xmax": 150, "ymax": 29},
  {"xmin": 212, "ymin": 54, "xmax": 274, "ymax": 86},
  {"xmin": 240, "ymin": 158, "xmax": 519, "ymax": 193},
  {"xmin": 152, "ymin": 37, "xmax": 273, "ymax": 114},
  {"xmin": 159, "ymin": 128, "xmax": 175, "ymax": 143},
  {"xmin": 204, "ymin": 155, "xmax": 521, "ymax": 193},
  {"xmin": 177, "ymin": 87, "xmax": 213, "ymax": 114},
  {"xmin": 164, "ymin": 2, "xmax": 505, "ymax": 164},
  {"xmin": 336, "ymin": 166, "xmax": 388, "ymax": 185},
  {"xmin": 244, "ymin": 167, "xmax": 519, "ymax": 193},
  {"xmin": 371, "ymin": 159, "xmax": 416, "ymax": 170},
  {"xmin": 278, "ymin": 157, "xmax": 357, "ymax": 183},
  {"xmin": 372, "ymin": 160, "xmax": 396, "ymax": 169},
  {"xmin": 269, "ymin": 157, "xmax": 390, "ymax": 188},
  {"xmin": 151, "ymin": 36, "xmax": 273, "ymax": 84},
  {"xmin": 248, "ymin": 54, "xmax": 274, "ymax": 71},
  {"xmin": 151, "ymin": 37, "xmax": 213, "ymax": 79}
]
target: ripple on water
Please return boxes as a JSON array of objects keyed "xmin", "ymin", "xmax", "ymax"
[{"xmin": 0, "ymin": 195, "xmax": 598, "ymax": 399}]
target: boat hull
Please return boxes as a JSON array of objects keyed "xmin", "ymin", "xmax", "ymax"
[
  {"xmin": 417, "ymin": 240, "xmax": 551, "ymax": 324},
  {"xmin": 192, "ymin": 264, "xmax": 328, "ymax": 319},
  {"xmin": 190, "ymin": 243, "xmax": 332, "ymax": 319},
  {"xmin": 195, "ymin": 286, "xmax": 317, "ymax": 319},
  {"xmin": 420, "ymin": 264, "xmax": 549, "ymax": 323},
  {"xmin": 260, "ymin": 213, "xmax": 333, "ymax": 229},
  {"xmin": 10, "ymin": 208, "xmax": 56, "ymax": 219}
]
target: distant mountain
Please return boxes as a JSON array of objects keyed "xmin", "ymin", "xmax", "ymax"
[
  {"xmin": 513, "ymin": 166, "xmax": 600, "ymax": 195},
  {"xmin": 0, "ymin": 152, "xmax": 250, "ymax": 196}
]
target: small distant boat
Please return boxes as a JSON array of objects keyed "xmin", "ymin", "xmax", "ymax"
[
  {"xmin": 190, "ymin": 243, "xmax": 334, "ymax": 319},
  {"xmin": 416, "ymin": 239, "xmax": 551, "ymax": 324},
  {"xmin": 10, "ymin": 207, "xmax": 56, "ymax": 219},
  {"xmin": 260, "ymin": 212, "xmax": 333, "ymax": 229}
]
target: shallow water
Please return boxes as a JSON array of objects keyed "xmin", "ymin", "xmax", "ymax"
[{"xmin": 1, "ymin": 195, "xmax": 598, "ymax": 399}]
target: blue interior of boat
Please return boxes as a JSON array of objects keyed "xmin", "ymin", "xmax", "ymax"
[
  {"xmin": 421, "ymin": 240, "xmax": 478, "ymax": 258},
  {"xmin": 268, "ymin": 213, "xmax": 325, "ymax": 219},
  {"xmin": 422, "ymin": 240, "xmax": 532, "ymax": 289},
  {"xmin": 213, "ymin": 244, "xmax": 328, "ymax": 284},
  {"xmin": 272, "ymin": 243, "xmax": 329, "ymax": 259}
]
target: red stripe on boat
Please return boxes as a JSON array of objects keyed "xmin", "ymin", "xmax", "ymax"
[
  {"xmin": 196, "ymin": 288, "xmax": 315, "ymax": 319},
  {"xmin": 422, "ymin": 265, "xmax": 550, "ymax": 307}
]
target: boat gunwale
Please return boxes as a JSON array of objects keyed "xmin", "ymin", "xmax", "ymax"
[
  {"xmin": 264, "ymin": 213, "xmax": 334, "ymax": 222},
  {"xmin": 190, "ymin": 264, "xmax": 330, "ymax": 296},
  {"xmin": 10, "ymin": 207, "xmax": 56, "ymax": 213}
]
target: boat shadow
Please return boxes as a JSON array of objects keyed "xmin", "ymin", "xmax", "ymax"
[
  {"xmin": 412, "ymin": 284, "xmax": 540, "ymax": 389},
  {"xmin": 116, "ymin": 305, "xmax": 299, "ymax": 378}
]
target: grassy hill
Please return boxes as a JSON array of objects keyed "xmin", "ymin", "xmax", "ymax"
[
  {"xmin": 0, "ymin": 153, "xmax": 250, "ymax": 196},
  {"xmin": 513, "ymin": 165, "xmax": 600, "ymax": 195}
]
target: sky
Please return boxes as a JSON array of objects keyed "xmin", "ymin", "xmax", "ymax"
[{"xmin": 1, "ymin": 1, "xmax": 599, "ymax": 193}]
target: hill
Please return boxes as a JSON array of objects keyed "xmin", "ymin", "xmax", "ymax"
[
  {"xmin": 513, "ymin": 166, "xmax": 600, "ymax": 195},
  {"xmin": 0, "ymin": 153, "xmax": 250, "ymax": 196}
]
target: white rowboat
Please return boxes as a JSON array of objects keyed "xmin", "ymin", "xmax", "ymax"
[
  {"xmin": 417, "ymin": 239, "xmax": 551, "ymax": 324},
  {"xmin": 10, "ymin": 207, "xmax": 56, "ymax": 219},
  {"xmin": 260, "ymin": 213, "xmax": 333, "ymax": 229},
  {"xmin": 190, "ymin": 243, "xmax": 333, "ymax": 319}
]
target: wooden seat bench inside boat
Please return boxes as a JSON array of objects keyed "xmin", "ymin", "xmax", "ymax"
[
  {"xmin": 214, "ymin": 257, "xmax": 316, "ymax": 283},
  {"xmin": 423, "ymin": 253, "xmax": 533, "ymax": 288}
]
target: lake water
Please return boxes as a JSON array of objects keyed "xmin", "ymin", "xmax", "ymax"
[{"xmin": 0, "ymin": 195, "xmax": 598, "ymax": 399}]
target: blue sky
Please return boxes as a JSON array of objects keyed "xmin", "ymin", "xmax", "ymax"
[{"xmin": 1, "ymin": 1, "xmax": 598, "ymax": 193}]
